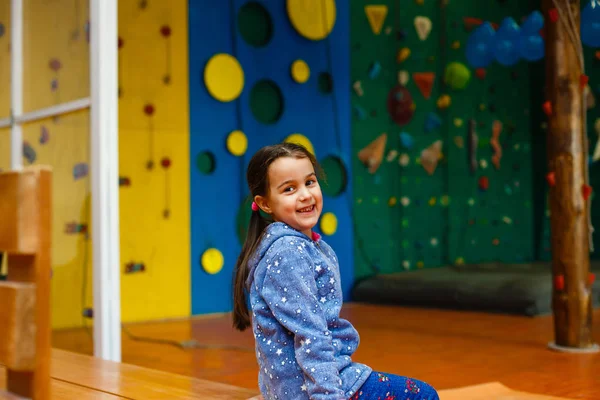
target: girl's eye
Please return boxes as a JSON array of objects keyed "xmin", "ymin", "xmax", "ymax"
[
  {"xmin": 284, "ymin": 186, "xmax": 294, "ymax": 192},
  {"xmin": 306, "ymin": 179, "xmax": 316, "ymax": 186}
]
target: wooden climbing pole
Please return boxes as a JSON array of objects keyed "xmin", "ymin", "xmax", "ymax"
[{"xmin": 542, "ymin": 0, "xmax": 597, "ymax": 351}]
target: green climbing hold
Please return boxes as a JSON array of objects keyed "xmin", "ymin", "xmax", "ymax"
[{"xmin": 444, "ymin": 62, "xmax": 471, "ymax": 90}]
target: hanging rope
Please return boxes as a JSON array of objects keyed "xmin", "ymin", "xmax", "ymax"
[{"xmin": 550, "ymin": 0, "xmax": 594, "ymax": 252}]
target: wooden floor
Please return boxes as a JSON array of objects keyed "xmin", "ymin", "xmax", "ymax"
[{"xmin": 52, "ymin": 304, "xmax": 600, "ymax": 399}]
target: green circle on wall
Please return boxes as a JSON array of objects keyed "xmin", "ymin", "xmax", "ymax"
[
  {"xmin": 250, "ymin": 80, "xmax": 284, "ymax": 124},
  {"xmin": 238, "ymin": 2, "xmax": 273, "ymax": 48},
  {"xmin": 320, "ymin": 155, "xmax": 347, "ymax": 197},
  {"xmin": 196, "ymin": 151, "xmax": 215, "ymax": 174}
]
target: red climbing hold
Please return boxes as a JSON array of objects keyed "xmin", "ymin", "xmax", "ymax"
[
  {"xmin": 144, "ymin": 104, "xmax": 155, "ymax": 116},
  {"xmin": 548, "ymin": 8, "xmax": 559, "ymax": 22},
  {"xmin": 160, "ymin": 25, "xmax": 172, "ymax": 37},
  {"xmin": 580, "ymin": 74, "xmax": 589, "ymax": 89},
  {"xmin": 475, "ymin": 68, "xmax": 486, "ymax": 80},
  {"xmin": 590, "ymin": 273, "xmax": 596, "ymax": 285},
  {"xmin": 546, "ymin": 172, "xmax": 556, "ymax": 187},
  {"xmin": 413, "ymin": 72, "xmax": 435, "ymax": 99},
  {"xmin": 478, "ymin": 176, "xmax": 489, "ymax": 191},
  {"xmin": 542, "ymin": 101, "xmax": 552, "ymax": 116},
  {"xmin": 118, "ymin": 37, "xmax": 124, "ymax": 49},
  {"xmin": 161, "ymin": 157, "xmax": 172, "ymax": 168},
  {"xmin": 582, "ymin": 184, "xmax": 593, "ymax": 200},
  {"xmin": 554, "ymin": 275, "xmax": 564, "ymax": 290}
]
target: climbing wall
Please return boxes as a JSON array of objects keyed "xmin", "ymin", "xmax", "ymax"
[
  {"xmin": 189, "ymin": 0, "xmax": 353, "ymax": 314},
  {"xmin": 0, "ymin": 0, "xmax": 191, "ymax": 328},
  {"xmin": 351, "ymin": 1, "xmax": 538, "ymax": 279}
]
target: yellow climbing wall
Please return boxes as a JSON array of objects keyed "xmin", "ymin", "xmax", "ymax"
[{"xmin": 0, "ymin": 0, "xmax": 190, "ymax": 329}]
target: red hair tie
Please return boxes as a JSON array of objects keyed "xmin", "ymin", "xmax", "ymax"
[{"xmin": 251, "ymin": 202, "xmax": 259, "ymax": 212}]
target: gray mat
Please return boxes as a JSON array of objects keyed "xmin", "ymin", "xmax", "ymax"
[{"xmin": 352, "ymin": 262, "xmax": 600, "ymax": 316}]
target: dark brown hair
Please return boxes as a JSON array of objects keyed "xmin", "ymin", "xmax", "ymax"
[{"xmin": 232, "ymin": 142, "xmax": 322, "ymax": 331}]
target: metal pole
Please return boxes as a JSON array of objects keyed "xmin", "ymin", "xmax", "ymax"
[
  {"xmin": 90, "ymin": 0, "xmax": 122, "ymax": 362},
  {"xmin": 10, "ymin": 0, "xmax": 23, "ymax": 170}
]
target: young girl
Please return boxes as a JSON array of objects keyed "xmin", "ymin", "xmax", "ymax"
[{"xmin": 233, "ymin": 143, "xmax": 439, "ymax": 400}]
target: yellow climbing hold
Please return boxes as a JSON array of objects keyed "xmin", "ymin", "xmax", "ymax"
[
  {"xmin": 227, "ymin": 130, "xmax": 248, "ymax": 156},
  {"xmin": 201, "ymin": 248, "xmax": 224, "ymax": 275},
  {"xmin": 417, "ymin": 261, "xmax": 424, "ymax": 268},
  {"xmin": 397, "ymin": 47, "xmax": 411, "ymax": 63},
  {"xmin": 291, "ymin": 59, "xmax": 310, "ymax": 83},
  {"xmin": 452, "ymin": 40, "xmax": 461, "ymax": 49},
  {"xmin": 437, "ymin": 94, "xmax": 451, "ymax": 109},
  {"xmin": 428, "ymin": 196, "xmax": 436, "ymax": 206},
  {"xmin": 204, "ymin": 53, "xmax": 244, "ymax": 102},
  {"xmin": 365, "ymin": 5, "xmax": 388, "ymax": 35},
  {"xmin": 453, "ymin": 118, "xmax": 463, "ymax": 127},
  {"xmin": 388, "ymin": 196, "xmax": 397, "ymax": 207},
  {"xmin": 455, "ymin": 257, "xmax": 465, "ymax": 265},
  {"xmin": 285, "ymin": 133, "xmax": 315, "ymax": 155},
  {"xmin": 320, "ymin": 212, "xmax": 338, "ymax": 235},
  {"xmin": 287, "ymin": 0, "xmax": 336, "ymax": 41}
]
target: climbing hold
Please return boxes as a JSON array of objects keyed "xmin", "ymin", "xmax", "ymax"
[
  {"xmin": 398, "ymin": 153, "xmax": 410, "ymax": 166},
  {"xmin": 479, "ymin": 159, "xmax": 488, "ymax": 169},
  {"xmin": 444, "ymin": 62, "xmax": 471, "ymax": 90},
  {"xmin": 119, "ymin": 177, "xmax": 131, "ymax": 186},
  {"xmin": 424, "ymin": 112, "xmax": 442, "ymax": 132},
  {"xmin": 585, "ymin": 85, "xmax": 596, "ymax": 109},
  {"xmin": 580, "ymin": 74, "xmax": 589, "ymax": 89},
  {"xmin": 554, "ymin": 275, "xmax": 564, "ymax": 290},
  {"xmin": 414, "ymin": 16, "xmax": 432, "ymax": 41},
  {"xmin": 542, "ymin": 101, "xmax": 552, "ymax": 116},
  {"xmin": 353, "ymin": 105, "xmax": 367, "ymax": 120},
  {"xmin": 420, "ymin": 140, "xmax": 443, "ymax": 175},
  {"xmin": 285, "ymin": 133, "xmax": 315, "ymax": 155},
  {"xmin": 201, "ymin": 248, "xmax": 224, "ymax": 275},
  {"xmin": 475, "ymin": 68, "xmax": 486, "ymax": 79},
  {"xmin": 368, "ymin": 61, "xmax": 382, "ymax": 79},
  {"xmin": 451, "ymin": 41, "xmax": 461, "ymax": 49},
  {"xmin": 287, "ymin": 0, "xmax": 336, "ymax": 41},
  {"xmin": 384, "ymin": 26, "xmax": 392, "ymax": 35},
  {"xmin": 453, "ymin": 118, "xmax": 463, "ymax": 127},
  {"xmin": 397, "ymin": 48, "xmax": 411, "ymax": 63},
  {"xmin": 204, "ymin": 53, "xmax": 244, "ymax": 102},
  {"xmin": 386, "ymin": 150, "xmax": 398, "ymax": 162},
  {"xmin": 548, "ymin": 8, "xmax": 558, "ymax": 23},
  {"xmin": 353, "ymin": 81, "xmax": 364, "ymax": 96},
  {"xmin": 73, "ymin": 163, "xmax": 89, "ymax": 180},
  {"xmin": 227, "ymin": 130, "xmax": 248, "ymax": 156},
  {"xmin": 144, "ymin": 104, "xmax": 155, "ymax": 116},
  {"xmin": 453, "ymin": 136, "xmax": 464, "ymax": 148},
  {"xmin": 387, "ymin": 86, "xmax": 415, "ymax": 126},
  {"xmin": 428, "ymin": 197, "xmax": 437, "ymax": 206},
  {"xmin": 502, "ymin": 216, "xmax": 513, "ymax": 225},
  {"xmin": 160, "ymin": 25, "xmax": 172, "ymax": 37},
  {"xmin": 49, "ymin": 58, "xmax": 62, "ymax": 72},
  {"xmin": 320, "ymin": 212, "xmax": 338, "ymax": 235},
  {"xmin": 590, "ymin": 273, "xmax": 596, "ymax": 285},
  {"xmin": 39, "ymin": 126, "xmax": 49, "ymax": 144},
  {"xmin": 490, "ymin": 120, "xmax": 503, "ymax": 170},
  {"xmin": 388, "ymin": 197, "xmax": 397, "ymax": 207},
  {"xmin": 413, "ymin": 72, "xmax": 435, "ymax": 99},
  {"xmin": 125, "ymin": 262, "xmax": 146, "ymax": 274},
  {"xmin": 478, "ymin": 176, "xmax": 489, "ymax": 191},
  {"xmin": 399, "ymin": 132, "xmax": 414, "ymax": 148},
  {"xmin": 398, "ymin": 70, "xmax": 409, "ymax": 86},
  {"xmin": 291, "ymin": 59, "xmax": 310, "ymax": 83},
  {"xmin": 365, "ymin": 5, "xmax": 388, "ymax": 35},
  {"xmin": 358, "ymin": 133, "xmax": 387, "ymax": 174},
  {"xmin": 582, "ymin": 184, "xmax": 593, "ymax": 201},
  {"xmin": 160, "ymin": 157, "xmax": 171, "ymax": 168},
  {"xmin": 436, "ymin": 94, "xmax": 451, "ymax": 110},
  {"xmin": 401, "ymin": 196, "xmax": 410, "ymax": 206}
]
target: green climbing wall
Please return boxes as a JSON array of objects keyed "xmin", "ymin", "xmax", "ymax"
[{"xmin": 351, "ymin": 1, "xmax": 538, "ymax": 279}]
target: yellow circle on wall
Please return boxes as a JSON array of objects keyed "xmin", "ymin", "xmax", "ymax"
[
  {"xmin": 201, "ymin": 248, "xmax": 224, "ymax": 275},
  {"xmin": 204, "ymin": 54, "xmax": 244, "ymax": 102},
  {"xmin": 320, "ymin": 212, "xmax": 338, "ymax": 235},
  {"xmin": 285, "ymin": 133, "xmax": 315, "ymax": 155},
  {"xmin": 227, "ymin": 130, "xmax": 248, "ymax": 156},
  {"xmin": 287, "ymin": 0, "xmax": 336, "ymax": 41},
  {"xmin": 291, "ymin": 59, "xmax": 310, "ymax": 83}
]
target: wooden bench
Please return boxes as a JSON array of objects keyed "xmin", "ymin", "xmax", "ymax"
[{"xmin": 0, "ymin": 167, "xmax": 52, "ymax": 399}]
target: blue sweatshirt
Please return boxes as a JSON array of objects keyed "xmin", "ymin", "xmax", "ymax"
[{"xmin": 246, "ymin": 222, "xmax": 372, "ymax": 400}]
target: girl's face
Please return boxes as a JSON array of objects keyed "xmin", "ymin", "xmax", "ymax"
[{"xmin": 255, "ymin": 156, "xmax": 323, "ymax": 238}]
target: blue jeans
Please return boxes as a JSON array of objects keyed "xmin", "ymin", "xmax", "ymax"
[{"xmin": 350, "ymin": 371, "xmax": 439, "ymax": 400}]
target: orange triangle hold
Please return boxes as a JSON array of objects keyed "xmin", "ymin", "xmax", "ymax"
[
  {"xmin": 413, "ymin": 72, "xmax": 435, "ymax": 99},
  {"xmin": 358, "ymin": 133, "xmax": 387, "ymax": 174}
]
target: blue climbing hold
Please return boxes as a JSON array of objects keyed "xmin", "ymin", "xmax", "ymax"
[
  {"xmin": 368, "ymin": 61, "xmax": 382, "ymax": 79},
  {"xmin": 424, "ymin": 112, "xmax": 442, "ymax": 132},
  {"xmin": 399, "ymin": 132, "xmax": 414, "ymax": 148}
]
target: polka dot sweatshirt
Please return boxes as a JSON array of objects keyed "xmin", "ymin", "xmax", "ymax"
[{"xmin": 246, "ymin": 222, "xmax": 372, "ymax": 400}]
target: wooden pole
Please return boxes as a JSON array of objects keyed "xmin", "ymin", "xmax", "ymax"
[{"xmin": 542, "ymin": 0, "xmax": 598, "ymax": 352}]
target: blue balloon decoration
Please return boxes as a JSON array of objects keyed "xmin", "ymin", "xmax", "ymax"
[
  {"xmin": 518, "ymin": 34, "xmax": 545, "ymax": 61},
  {"xmin": 493, "ymin": 17, "xmax": 521, "ymax": 66},
  {"xmin": 581, "ymin": 2, "xmax": 600, "ymax": 47},
  {"xmin": 465, "ymin": 22, "xmax": 495, "ymax": 68},
  {"xmin": 521, "ymin": 10, "xmax": 544, "ymax": 35}
]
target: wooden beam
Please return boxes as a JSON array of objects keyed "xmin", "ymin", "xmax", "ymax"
[{"xmin": 542, "ymin": 0, "xmax": 598, "ymax": 352}]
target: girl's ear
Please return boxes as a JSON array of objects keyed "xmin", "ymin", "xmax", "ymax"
[{"xmin": 254, "ymin": 195, "xmax": 272, "ymax": 214}]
